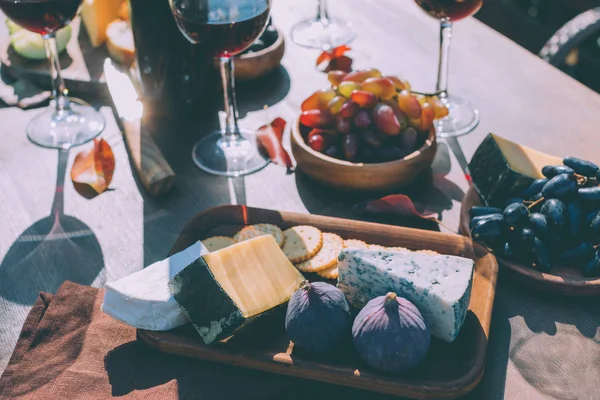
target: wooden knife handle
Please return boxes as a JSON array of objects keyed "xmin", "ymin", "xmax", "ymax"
[{"xmin": 122, "ymin": 119, "xmax": 175, "ymax": 197}]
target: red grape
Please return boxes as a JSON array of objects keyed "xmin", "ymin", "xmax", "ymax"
[
  {"xmin": 397, "ymin": 90, "xmax": 422, "ymax": 119},
  {"xmin": 343, "ymin": 133, "xmax": 359, "ymax": 161},
  {"xmin": 354, "ymin": 110, "xmax": 372, "ymax": 129},
  {"xmin": 372, "ymin": 103, "xmax": 401, "ymax": 135},
  {"xmin": 360, "ymin": 129, "xmax": 382, "ymax": 147},
  {"xmin": 385, "ymin": 75, "xmax": 411, "ymax": 91},
  {"xmin": 307, "ymin": 130, "xmax": 327, "ymax": 152},
  {"xmin": 351, "ymin": 90, "xmax": 378, "ymax": 108},
  {"xmin": 400, "ymin": 127, "xmax": 419, "ymax": 151},
  {"xmin": 336, "ymin": 116, "xmax": 352, "ymax": 134},
  {"xmin": 339, "ymin": 101, "xmax": 360, "ymax": 118},
  {"xmin": 324, "ymin": 145, "xmax": 340, "ymax": 159},
  {"xmin": 418, "ymin": 102, "xmax": 435, "ymax": 131},
  {"xmin": 328, "ymin": 96, "xmax": 347, "ymax": 115},
  {"xmin": 300, "ymin": 109, "xmax": 334, "ymax": 128},
  {"xmin": 327, "ymin": 70, "xmax": 347, "ymax": 87},
  {"xmin": 301, "ymin": 89, "xmax": 337, "ymax": 111},
  {"xmin": 361, "ymin": 78, "xmax": 396, "ymax": 100},
  {"xmin": 341, "ymin": 68, "xmax": 382, "ymax": 83},
  {"xmin": 338, "ymin": 81, "xmax": 361, "ymax": 98},
  {"xmin": 428, "ymin": 96, "xmax": 449, "ymax": 119}
]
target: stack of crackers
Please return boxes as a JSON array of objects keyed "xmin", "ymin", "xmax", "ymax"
[{"xmin": 201, "ymin": 223, "xmax": 431, "ymax": 280}]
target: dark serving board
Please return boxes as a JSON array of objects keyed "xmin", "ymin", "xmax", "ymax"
[
  {"xmin": 459, "ymin": 187, "xmax": 600, "ymax": 296},
  {"xmin": 1, "ymin": 17, "xmax": 109, "ymax": 98},
  {"xmin": 138, "ymin": 205, "xmax": 498, "ymax": 399}
]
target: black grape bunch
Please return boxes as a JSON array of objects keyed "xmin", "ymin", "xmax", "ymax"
[{"xmin": 469, "ymin": 157, "xmax": 600, "ymax": 277}]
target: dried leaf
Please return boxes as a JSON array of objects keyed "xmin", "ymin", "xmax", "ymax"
[
  {"xmin": 316, "ymin": 45, "xmax": 353, "ymax": 73},
  {"xmin": 256, "ymin": 117, "xmax": 294, "ymax": 170},
  {"xmin": 71, "ymin": 138, "xmax": 115, "ymax": 198},
  {"xmin": 362, "ymin": 194, "xmax": 439, "ymax": 220}
]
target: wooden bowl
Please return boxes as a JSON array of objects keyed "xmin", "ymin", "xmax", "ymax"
[
  {"xmin": 291, "ymin": 117, "xmax": 437, "ymax": 192},
  {"xmin": 459, "ymin": 187, "xmax": 600, "ymax": 296},
  {"xmin": 230, "ymin": 27, "xmax": 285, "ymax": 81}
]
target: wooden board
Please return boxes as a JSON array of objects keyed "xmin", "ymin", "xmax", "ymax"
[
  {"xmin": 1, "ymin": 18, "xmax": 109, "ymax": 98},
  {"xmin": 138, "ymin": 205, "xmax": 498, "ymax": 400},
  {"xmin": 459, "ymin": 187, "xmax": 600, "ymax": 296}
]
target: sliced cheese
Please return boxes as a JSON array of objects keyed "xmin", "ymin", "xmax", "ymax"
[
  {"xmin": 80, "ymin": 0, "xmax": 123, "ymax": 47},
  {"xmin": 101, "ymin": 241, "xmax": 209, "ymax": 331},
  {"xmin": 169, "ymin": 235, "xmax": 305, "ymax": 344},
  {"xmin": 106, "ymin": 20, "xmax": 135, "ymax": 66},
  {"xmin": 469, "ymin": 133, "xmax": 563, "ymax": 206},
  {"xmin": 337, "ymin": 248, "xmax": 474, "ymax": 343}
]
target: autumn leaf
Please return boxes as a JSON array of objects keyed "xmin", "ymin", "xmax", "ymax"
[
  {"xmin": 71, "ymin": 138, "xmax": 115, "ymax": 199},
  {"xmin": 361, "ymin": 194, "xmax": 439, "ymax": 221},
  {"xmin": 316, "ymin": 45, "xmax": 353, "ymax": 73},
  {"xmin": 256, "ymin": 117, "xmax": 294, "ymax": 171}
]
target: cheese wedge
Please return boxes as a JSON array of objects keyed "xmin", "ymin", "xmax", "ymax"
[
  {"xmin": 469, "ymin": 134, "xmax": 563, "ymax": 206},
  {"xmin": 337, "ymin": 248, "xmax": 474, "ymax": 343},
  {"xmin": 101, "ymin": 241, "xmax": 209, "ymax": 330},
  {"xmin": 169, "ymin": 235, "xmax": 306, "ymax": 345},
  {"xmin": 80, "ymin": 0, "xmax": 123, "ymax": 47}
]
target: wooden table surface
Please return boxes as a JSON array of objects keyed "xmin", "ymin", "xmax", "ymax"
[{"xmin": 1, "ymin": 1, "xmax": 599, "ymax": 399}]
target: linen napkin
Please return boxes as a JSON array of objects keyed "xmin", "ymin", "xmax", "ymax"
[{"xmin": 1, "ymin": 281, "xmax": 394, "ymax": 400}]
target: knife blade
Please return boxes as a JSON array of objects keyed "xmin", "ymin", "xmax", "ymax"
[{"xmin": 103, "ymin": 58, "xmax": 175, "ymax": 197}]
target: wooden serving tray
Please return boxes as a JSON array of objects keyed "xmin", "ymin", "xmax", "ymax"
[
  {"xmin": 460, "ymin": 187, "xmax": 600, "ymax": 296},
  {"xmin": 138, "ymin": 206, "xmax": 498, "ymax": 399}
]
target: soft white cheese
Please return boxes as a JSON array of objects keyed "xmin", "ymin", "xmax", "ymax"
[
  {"xmin": 101, "ymin": 242, "xmax": 209, "ymax": 330},
  {"xmin": 337, "ymin": 249, "xmax": 474, "ymax": 342}
]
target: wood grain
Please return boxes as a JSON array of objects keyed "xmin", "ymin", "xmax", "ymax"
[
  {"xmin": 139, "ymin": 205, "xmax": 498, "ymax": 400},
  {"xmin": 459, "ymin": 187, "xmax": 600, "ymax": 295},
  {"xmin": 292, "ymin": 118, "xmax": 437, "ymax": 192}
]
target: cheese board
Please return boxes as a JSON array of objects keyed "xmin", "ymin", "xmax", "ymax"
[
  {"xmin": 137, "ymin": 205, "xmax": 498, "ymax": 399},
  {"xmin": 460, "ymin": 187, "xmax": 600, "ymax": 296}
]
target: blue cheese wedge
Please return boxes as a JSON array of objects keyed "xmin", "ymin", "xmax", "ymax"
[
  {"xmin": 101, "ymin": 241, "xmax": 209, "ymax": 330},
  {"xmin": 337, "ymin": 248, "xmax": 474, "ymax": 342},
  {"xmin": 169, "ymin": 235, "xmax": 306, "ymax": 345}
]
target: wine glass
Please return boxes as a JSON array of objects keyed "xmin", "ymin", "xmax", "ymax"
[
  {"xmin": 415, "ymin": 0, "xmax": 482, "ymax": 138},
  {"xmin": 169, "ymin": 0, "xmax": 272, "ymax": 177},
  {"xmin": 291, "ymin": 0, "xmax": 355, "ymax": 50},
  {"xmin": 0, "ymin": 0, "xmax": 104, "ymax": 149}
]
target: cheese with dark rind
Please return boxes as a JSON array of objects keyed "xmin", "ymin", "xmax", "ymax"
[
  {"xmin": 169, "ymin": 235, "xmax": 305, "ymax": 344},
  {"xmin": 469, "ymin": 134, "xmax": 562, "ymax": 206}
]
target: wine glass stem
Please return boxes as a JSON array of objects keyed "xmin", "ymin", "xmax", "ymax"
[
  {"xmin": 436, "ymin": 20, "xmax": 453, "ymax": 100},
  {"xmin": 317, "ymin": 0, "xmax": 329, "ymax": 24},
  {"xmin": 219, "ymin": 57, "xmax": 241, "ymax": 141},
  {"xmin": 43, "ymin": 33, "xmax": 71, "ymax": 113}
]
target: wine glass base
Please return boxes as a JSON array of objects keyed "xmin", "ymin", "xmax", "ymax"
[
  {"xmin": 27, "ymin": 99, "xmax": 105, "ymax": 149},
  {"xmin": 434, "ymin": 95, "xmax": 480, "ymax": 138},
  {"xmin": 291, "ymin": 17, "xmax": 355, "ymax": 49},
  {"xmin": 192, "ymin": 129, "xmax": 270, "ymax": 177}
]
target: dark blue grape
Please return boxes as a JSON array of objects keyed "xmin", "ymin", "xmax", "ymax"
[
  {"xmin": 578, "ymin": 187, "xmax": 600, "ymax": 201},
  {"xmin": 541, "ymin": 174, "xmax": 578, "ymax": 199},
  {"xmin": 470, "ymin": 206, "xmax": 502, "ymax": 218},
  {"xmin": 542, "ymin": 165, "xmax": 574, "ymax": 178},
  {"xmin": 471, "ymin": 215, "xmax": 504, "ymax": 241},
  {"xmin": 563, "ymin": 157, "xmax": 599, "ymax": 177},
  {"xmin": 504, "ymin": 197, "xmax": 524, "ymax": 208},
  {"xmin": 520, "ymin": 178, "xmax": 548, "ymax": 200},
  {"xmin": 470, "ymin": 214, "xmax": 502, "ymax": 230},
  {"xmin": 503, "ymin": 203, "xmax": 530, "ymax": 229},
  {"xmin": 583, "ymin": 251, "xmax": 600, "ymax": 277},
  {"xmin": 532, "ymin": 237, "xmax": 552, "ymax": 272},
  {"xmin": 529, "ymin": 213, "xmax": 551, "ymax": 240},
  {"xmin": 324, "ymin": 145, "xmax": 339, "ymax": 159},
  {"xmin": 566, "ymin": 201, "xmax": 582, "ymax": 236},
  {"xmin": 590, "ymin": 211, "xmax": 600, "ymax": 235},
  {"xmin": 585, "ymin": 210, "xmax": 598, "ymax": 226},
  {"xmin": 541, "ymin": 199, "xmax": 568, "ymax": 230},
  {"xmin": 560, "ymin": 242, "xmax": 594, "ymax": 264},
  {"xmin": 501, "ymin": 242, "xmax": 515, "ymax": 259},
  {"xmin": 515, "ymin": 227, "xmax": 535, "ymax": 247}
]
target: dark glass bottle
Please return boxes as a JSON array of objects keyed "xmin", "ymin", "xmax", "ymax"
[{"xmin": 128, "ymin": 0, "xmax": 215, "ymax": 116}]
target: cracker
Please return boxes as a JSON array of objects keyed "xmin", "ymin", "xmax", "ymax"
[
  {"xmin": 295, "ymin": 233, "xmax": 344, "ymax": 273},
  {"xmin": 416, "ymin": 249, "xmax": 439, "ymax": 256},
  {"xmin": 344, "ymin": 239, "xmax": 369, "ymax": 249},
  {"xmin": 317, "ymin": 265, "xmax": 339, "ymax": 280},
  {"xmin": 387, "ymin": 246, "xmax": 410, "ymax": 252},
  {"xmin": 234, "ymin": 224, "xmax": 285, "ymax": 247},
  {"xmin": 282, "ymin": 226, "xmax": 323, "ymax": 263},
  {"xmin": 202, "ymin": 236, "xmax": 236, "ymax": 252},
  {"xmin": 368, "ymin": 244, "xmax": 387, "ymax": 251}
]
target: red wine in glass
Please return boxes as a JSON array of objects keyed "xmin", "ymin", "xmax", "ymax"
[
  {"xmin": 0, "ymin": 0, "xmax": 81, "ymax": 36},
  {"xmin": 172, "ymin": 1, "xmax": 270, "ymax": 57},
  {"xmin": 415, "ymin": 0, "xmax": 482, "ymax": 21}
]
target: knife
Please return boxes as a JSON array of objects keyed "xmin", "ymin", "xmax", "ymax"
[{"xmin": 103, "ymin": 59, "xmax": 175, "ymax": 197}]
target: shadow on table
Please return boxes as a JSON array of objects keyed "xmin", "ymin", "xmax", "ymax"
[
  {"xmin": 294, "ymin": 142, "xmax": 463, "ymax": 231},
  {"xmin": 0, "ymin": 150, "xmax": 104, "ymax": 305},
  {"xmin": 236, "ymin": 66, "xmax": 291, "ymax": 118}
]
